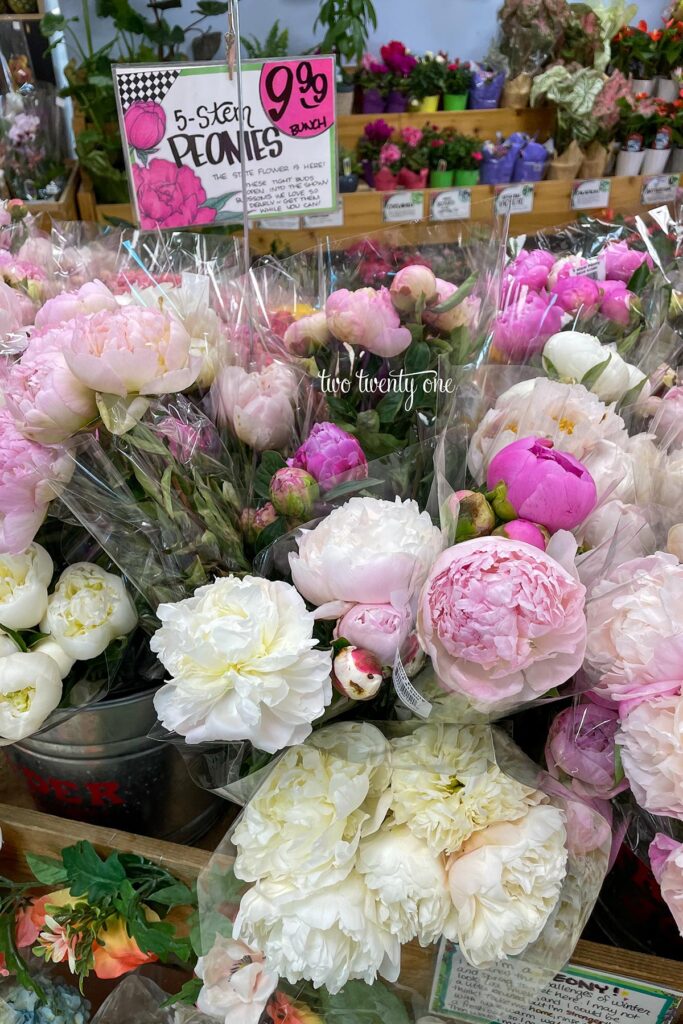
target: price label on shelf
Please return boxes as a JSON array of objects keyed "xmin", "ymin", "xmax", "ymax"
[
  {"xmin": 383, "ymin": 190, "xmax": 425, "ymax": 223},
  {"xmin": 431, "ymin": 188, "xmax": 472, "ymax": 221},
  {"xmin": 571, "ymin": 178, "xmax": 611, "ymax": 211},
  {"xmin": 641, "ymin": 174, "xmax": 680, "ymax": 205},
  {"xmin": 494, "ymin": 183, "xmax": 535, "ymax": 216},
  {"xmin": 303, "ymin": 205, "xmax": 344, "ymax": 228},
  {"xmin": 254, "ymin": 216, "xmax": 301, "ymax": 230},
  {"xmin": 112, "ymin": 56, "xmax": 337, "ymax": 230}
]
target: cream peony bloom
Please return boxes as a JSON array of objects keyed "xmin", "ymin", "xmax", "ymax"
[
  {"xmin": 543, "ymin": 332, "xmax": 645, "ymax": 404},
  {"xmin": 234, "ymin": 873, "xmax": 400, "ymax": 994},
  {"xmin": 232, "ymin": 722, "xmax": 390, "ymax": 893},
  {"xmin": 389, "ymin": 724, "xmax": 540, "ymax": 856},
  {"xmin": 0, "ymin": 651, "xmax": 62, "ymax": 743},
  {"xmin": 0, "ymin": 543, "xmax": 53, "ymax": 630},
  {"xmin": 357, "ymin": 824, "xmax": 454, "ymax": 945},
  {"xmin": 467, "ymin": 378, "xmax": 629, "ymax": 485},
  {"xmin": 618, "ymin": 695, "xmax": 683, "ymax": 819},
  {"xmin": 290, "ymin": 496, "xmax": 444, "ymax": 612},
  {"xmin": 40, "ymin": 563, "xmax": 137, "ymax": 661},
  {"xmin": 446, "ymin": 804, "xmax": 568, "ymax": 967},
  {"xmin": 151, "ymin": 575, "xmax": 332, "ymax": 753},
  {"xmin": 195, "ymin": 935, "xmax": 277, "ymax": 1024}
]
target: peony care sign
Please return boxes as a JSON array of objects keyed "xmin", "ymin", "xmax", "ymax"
[{"xmin": 112, "ymin": 58, "xmax": 337, "ymax": 230}]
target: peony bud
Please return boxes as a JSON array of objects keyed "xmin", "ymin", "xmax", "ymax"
[
  {"xmin": 390, "ymin": 265, "xmax": 438, "ymax": 313},
  {"xmin": 450, "ymin": 489, "xmax": 495, "ymax": 542},
  {"xmin": 240, "ymin": 503, "xmax": 278, "ymax": 543},
  {"xmin": 283, "ymin": 311, "xmax": 330, "ymax": 356},
  {"xmin": 269, "ymin": 467, "xmax": 319, "ymax": 519},
  {"xmin": 332, "ymin": 646, "xmax": 384, "ymax": 700},
  {"xmin": 493, "ymin": 519, "xmax": 549, "ymax": 551}
]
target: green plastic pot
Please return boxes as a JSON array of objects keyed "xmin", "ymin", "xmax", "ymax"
[
  {"xmin": 429, "ymin": 169, "xmax": 455, "ymax": 188},
  {"xmin": 454, "ymin": 169, "xmax": 480, "ymax": 186},
  {"xmin": 444, "ymin": 93, "xmax": 467, "ymax": 111}
]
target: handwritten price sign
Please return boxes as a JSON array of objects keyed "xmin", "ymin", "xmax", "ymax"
[{"xmin": 113, "ymin": 56, "xmax": 337, "ymax": 231}]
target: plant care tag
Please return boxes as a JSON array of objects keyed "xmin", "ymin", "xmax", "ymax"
[
  {"xmin": 571, "ymin": 178, "xmax": 611, "ymax": 211},
  {"xmin": 494, "ymin": 183, "xmax": 534, "ymax": 216},
  {"xmin": 431, "ymin": 188, "xmax": 472, "ymax": 221},
  {"xmin": 393, "ymin": 651, "xmax": 432, "ymax": 719},
  {"xmin": 254, "ymin": 216, "xmax": 301, "ymax": 230},
  {"xmin": 303, "ymin": 205, "xmax": 344, "ymax": 227},
  {"xmin": 383, "ymin": 190, "xmax": 424, "ymax": 223},
  {"xmin": 430, "ymin": 941, "xmax": 683, "ymax": 1024},
  {"xmin": 112, "ymin": 56, "xmax": 337, "ymax": 230},
  {"xmin": 641, "ymin": 174, "xmax": 680, "ymax": 206}
]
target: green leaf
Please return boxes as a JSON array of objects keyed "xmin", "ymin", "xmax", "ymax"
[
  {"xmin": 202, "ymin": 191, "xmax": 239, "ymax": 212},
  {"xmin": 150, "ymin": 882, "xmax": 195, "ymax": 907},
  {"xmin": 254, "ymin": 515, "xmax": 287, "ymax": 554},
  {"xmin": 162, "ymin": 978, "xmax": 203, "ymax": 1008},
  {"xmin": 40, "ymin": 11, "xmax": 70, "ymax": 35},
  {"xmin": 617, "ymin": 373, "xmax": 648, "ymax": 411},
  {"xmin": 25, "ymin": 854, "xmax": 68, "ymax": 887},
  {"xmin": 580, "ymin": 355, "xmax": 611, "ymax": 390},
  {"xmin": 322, "ymin": 980, "xmax": 411, "ymax": 1024},
  {"xmin": 542, "ymin": 354, "xmax": 560, "ymax": 380},
  {"xmin": 614, "ymin": 743, "xmax": 625, "ymax": 785},
  {"xmin": 404, "ymin": 340, "xmax": 430, "ymax": 376},
  {"xmin": 627, "ymin": 260, "xmax": 652, "ymax": 294},
  {"xmin": 0, "ymin": 625, "xmax": 27, "ymax": 653},
  {"xmin": 376, "ymin": 390, "xmax": 406, "ymax": 424},
  {"xmin": 616, "ymin": 324, "xmax": 642, "ymax": 359},
  {"xmin": 429, "ymin": 271, "xmax": 478, "ymax": 314},
  {"xmin": 194, "ymin": 0, "xmax": 230, "ymax": 13},
  {"xmin": 323, "ymin": 476, "xmax": 383, "ymax": 502},
  {"xmin": 62, "ymin": 841, "xmax": 126, "ymax": 902}
]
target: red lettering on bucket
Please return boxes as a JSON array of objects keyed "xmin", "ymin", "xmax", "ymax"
[
  {"xmin": 18, "ymin": 766, "xmax": 51, "ymax": 796},
  {"xmin": 18, "ymin": 767, "xmax": 124, "ymax": 808},
  {"xmin": 50, "ymin": 778, "xmax": 80, "ymax": 805},
  {"xmin": 85, "ymin": 781, "xmax": 124, "ymax": 807}
]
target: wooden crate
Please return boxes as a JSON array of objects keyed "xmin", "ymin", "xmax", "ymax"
[
  {"xmin": 24, "ymin": 161, "xmax": 79, "ymax": 230},
  {"xmin": 77, "ymin": 171, "xmax": 134, "ymax": 226}
]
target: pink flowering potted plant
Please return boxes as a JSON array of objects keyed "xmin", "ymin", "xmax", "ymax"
[
  {"xmin": 381, "ymin": 40, "xmax": 417, "ymax": 112},
  {"xmin": 443, "ymin": 60, "xmax": 473, "ymax": 111},
  {"xmin": 395, "ymin": 125, "xmax": 430, "ymax": 188},
  {"xmin": 451, "ymin": 133, "xmax": 483, "ymax": 186},
  {"xmin": 355, "ymin": 53, "xmax": 390, "ymax": 113},
  {"xmin": 357, "ymin": 118, "xmax": 393, "ymax": 187}
]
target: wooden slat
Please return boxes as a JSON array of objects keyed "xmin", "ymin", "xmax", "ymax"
[{"xmin": 25, "ymin": 162, "xmax": 79, "ymax": 230}]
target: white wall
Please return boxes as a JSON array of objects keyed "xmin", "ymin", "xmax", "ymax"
[{"xmin": 60, "ymin": 0, "xmax": 668, "ymax": 62}]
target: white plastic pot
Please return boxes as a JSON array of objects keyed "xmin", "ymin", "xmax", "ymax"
[
  {"xmin": 670, "ymin": 147, "xmax": 683, "ymax": 172},
  {"xmin": 642, "ymin": 147, "xmax": 672, "ymax": 174},
  {"xmin": 615, "ymin": 149, "xmax": 646, "ymax": 176},
  {"xmin": 632, "ymin": 78, "xmax": 655, "ymax": 96},
  {"xmin": 656, "ymin": 77, "xmax": 678, "ymax": 102}
]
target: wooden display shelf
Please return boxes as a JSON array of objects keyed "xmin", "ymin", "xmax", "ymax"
[{"xmin": 24, "ymin": 161, "xmax": 79, "ymax": 231}]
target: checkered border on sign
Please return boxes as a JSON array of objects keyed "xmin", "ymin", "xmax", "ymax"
[{"xmin": 117, "ymin": 69, "xmax": 180, "ymax": 112}]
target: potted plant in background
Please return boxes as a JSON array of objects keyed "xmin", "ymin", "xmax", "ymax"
[
  {"xmin": 315, "ymin": 0, "xmax": 378, "ymax": 116},
  {"xmin": 357, "ymin": 117, "xmax": 393, "ymax": 187},
  {"xmin": 451, "ymin": 132, "xmax": 484, "ymax": 185},
  {"xmin": 409, "ymin": 52, "xmax": 447, "ymax": 112},
  {"xmin": 654, "ymin": 19, "xmax": 683, "ymax": 100},
  {"xmin": 615, "ymin": 92, "xmax": 670, "ymax": 174},
  {"xmin": 612, "ymin": 21, "xmax": 658, "ymax": 95},
  {"xmin": 670, "ymin": 89, "xmax": 683, "ymax": 169},
  {"xmin": 395, "ymin": 124, "xmax": 429, "ymax": 187},
  {"xmin": 443, "ymin": 60, "xmax": 473, "ymax": 110},
  {"xmin": 381, "ymin": 40, "xmax": 417, "ymax": 112},
  {"xmin": 338, "ymin": 148, "xmax": 360, "ymax": 192},
  {"xmin": 355, "ymin": 53, "xmax": 389, "ymax": 113},
  {"xmin": 425, "ymin": 125, "xmax": 454, "ymax": 187},
  {"xmin": 243, "ymin": 20, "xmax": 290, "ymax": 60}
]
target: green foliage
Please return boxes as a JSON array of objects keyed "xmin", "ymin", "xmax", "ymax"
[
  {"xmin": 314, "ymin": 0, "xmax": 378, "ymax": 67},
  {"xmin": 243, "ymin": 19, "xmax": 290, "ymax": 59}
]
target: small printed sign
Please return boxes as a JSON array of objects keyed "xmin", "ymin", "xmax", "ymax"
[
  {"xmin": 494, "ymin": 183, "xmax": 535, "ymax": 216},
  {"xmin": 303, "ymin": 205, "xmax": 344, "ymax": 228},
  {"xmin": 431, "ymin": 188, "xmax": 472, "ymax": 221},
  {"xmin": 641, "ymin": 174, "xmax": 681, "ymax": 205},
  {"xmin": 254, "ymin": 216, "xmax": 301, "ymax": 230},
  {"xmin": 383, "ymin": 190, "xmax": 425, "ymax": 223},
  {"xmin": 430, "ymin": 942, "xmax": 683, "ymax": 1024},
  {"xmin": 571, "ymin": 178, "xmax": 611, "ymax": 211},
  {"xmin": 112, "ymin": 56, "xmax": 337, "ymax": 230}
]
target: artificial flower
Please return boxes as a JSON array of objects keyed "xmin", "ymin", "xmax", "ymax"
[
  {"xmin": 195, "ymin": 936, "xmax": 278, "ymax": 1024},
  {"xmin": 40, "ymin": 563, "xmax": 138, "ymax": 661},
  {"xmin": 92, "ymin": 915, "xmax": 158, "ymax": 980}
]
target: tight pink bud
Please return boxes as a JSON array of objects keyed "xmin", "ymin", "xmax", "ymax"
[
  {"xmin": 332, "ymin": 646, "xmax": 384, "ymax": 700},
  {"xmin": 240, "ymin": 503, "xmax": 278, "ymax": 543},
  {"xmin": 390, "ymin": 264, "xmax": 438, "ymax": 313},
  {"xmin": 493, "ymin": 519, "xmax": 549, "ymax": 551},
  {"xmin": 269, "ymin": 467, "xmax": 319, "ymax": 519}
]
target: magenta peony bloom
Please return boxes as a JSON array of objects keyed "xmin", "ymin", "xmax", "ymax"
[
  {"xmin": 133, "ymin": 159, "xmax": 216, "ymax": 230},
  {"xmin": 0, "ymin": 407, "xmax": 74, "ymax": 553},
  {"xmin": 600, "ymin": 241, "xmax": 653, "ymax": 283},
  {"xmin": 269, "ymin": 466, "xmax": 319, "ymax": 518},
  {"xmin": 487, "ymin": 436, "xmax": 597, "ymax": 533},
  {"xmin": 417, "ymin": 536, "xmax": 587, "ymax": 710},
  {"xmin": 493, "ymin": 519, "xmax": 547, "ymax": 550},
  {"xmin": 65, "ymin": 306, "xmax": 199, "ymax": 397},
  {"xmin": 334, "ymin": 601, "xmax": 412, "ymax": 666},
  {"xmin": 599, "ymin": 279, "xmax": 634, "ymax": 326},
  {"xmin": 288, "ymin": 422, "xmax": 368, "ymax": 491},
  {"xmin": 551, "ymin": 276, "xmax": 601, "ymax": 318},
  {"xmin": 124, "ymin": 101, "xmax": 166, "ymax": 151},
  {"xmin": 325, "ymin": 287, "xmax": 412, "ymax": 358},
  {"xmin": 491, "ymin": 291, "xmax": 563, "ymax": 361},
  {"xmin": 504, "ymin": 249, "xmax": 556, "ymax": 292},
  {"xmin": 545, "ymin": 702, "xmax": 628, "ymax": 799},
  {"xmin": 649, "ymin": 835, "xmax": 683, "ymax": 937},
  {"xmin": 547, "ymin": 255, "xmax": 589, "ymax": 289},
  {"xmin": 34, "ymin": 280, "xmax": 118, "ymax": 329}
]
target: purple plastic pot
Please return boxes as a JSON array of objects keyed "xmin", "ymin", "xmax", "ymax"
[
  {"xmin": 386, "ymin": 89, "xmax": 409, "ymax": 113},
  {"xmin": 362, "ymin": 158, "xmax": 376, "ymax": 188},
  {"xmin": 362, "ymin": 88, "xmax": 386, "ymax": 114},
  {"xmin": 469, "ymin": 69, "xmax": 506, "ymax": 110}
]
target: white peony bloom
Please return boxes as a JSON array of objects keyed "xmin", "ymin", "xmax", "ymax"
[
  {"xmin": 232, "ymin": 722, "xmax": 390, "ymax": 893},
  {"xmin": 357, "ymin": 824, "xmax": 454, "ymax": 945},
  {"xmin": 543, "ymin": 332, "xmax": 644, "ymax": 403},
  {"xmin": 32, "ymin": 638, "xmax": 75, "ymax": 679},
  {"xmin": 446, "ymin": 804, "xmax": 568, "ymax": 967},
  {"xmin": 195, "ymin": 935, "xmax": 277, "ymax": 1024},
  {"xmin": 658, "ymin": 447, "xmax": 683, "ymax": 513},
  {"xmin": 289, "ymin": 496, "xmax": 444, "ymax": 612},
  {"xmin": 0, "ymin": 651, "xmax": 62, "ymax": 743},
  {"xmin": 0, "ymin": 544, "xmax": 53, "ymax": 630},
  {"xmin": 40, "ymin": 563, "xmax": 137, "ymax": 661},
  {"xmin": 0, "ymin": 632, "xmax": 19, "ymax": 658},
  {"xmin": 151, "ymin": 575, "xmax": 332, "ymax": 753},
  {"xmin": 618, "ymin": 695, "xmax": 683, "ymax": 818},
  {"xmin": 577, "ymin": 500, "xmax": 655, "ymax": 566},
  {"xmin": 580, "ymin": 434, "xmax": 660, "ymax": 507},
  {"xmin": 234, "ymin": 873, "xmax": 400, "ymax": 994},
  {"xmin": 389, "ymin": 724, "xmax": 540, "ymax": 856},
  {"xmin": 467, "ymin": 378, "xmax": 629, "ymax": 484}
]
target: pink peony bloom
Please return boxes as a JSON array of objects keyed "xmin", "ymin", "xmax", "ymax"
[
  {"xmin": 65, "ymin": 306, "xmax": 199, "ymax": 397},
  {"xmin": 423, "ymin": 279, "xmax": 481, "ymax": 334},
  {"xmin": 562, "ymin": 793, "xmax": 613, "ymax": 858},
  {"xmin": 0, "ymin": 408, "xmax": 74, "ymax": 553},
  {"xmin": 547, "ymin": 255, "xmax": 590, "ymax": 289},
  {"xmin": 133, "ymin": 159, "xmax": 217, "ymax": 230},
  {"xmin": 240, "ymin": 503, "xmax": 278, "ymax": 542},
  {"xmin": 4, "ymin": 331, "xmax": 97, "ymax": 444},
  {"xmin": 504, "ymin": 249, "xmax": 556, "ymax": 292},
  {"xmin": 649, "ymin": 386, "xmax": 683, "ymax": 448},
  {"xmin": 417, "ymin": 536, "xmax": 587, "ymax": 711},
  {"xmin": 325, "ymin": 287, "xmax": 412, "ymax": 358},
  {"xmin": 649, "ymin": 835, "xmax": 683, "ymax": 937},
  {"xmin": 600, "ymin": 241, "xmax": 653, "ymax": 283},
  {"xmin": 283, "ymin": 311, "xmax": 330, "ymax": 356},
  {"xmin": 124, "ymin": 101, "xmax": 166, "ymax": 151},
  {"xmin": 618, "ymin": 695, "xmax": 683, "ymax": 818},
  {"xmin": 551, "ymin": 276, "xmax": 601, "ymax": 318},
  {"xmin": 288, "ymin": 421, "xmax": 367, "ymax": 490},
  {"xmin": 491, "ymin": 291, "xmax": 563, "ymax": 361},
  {"xmin": 585, "ymin": 552, "xmax": 683, "ymax": 705},
  {"xmin": 390, "ymin": 264, "xmax": 438, "ymax": 313},
  {"xmin": 546, "ymin": 701, "xmax": 628, "ymax": 799},
  {"xmin": 486, "ymin": 436, "xmax": 597, "ymax": 533},
  {"xmin": 34, "ymin": 280, "xmax": 118, "ymax": 329},
  {"xmin": 214, "ymin": 362, "xmax": 298, "ymax": 451},
  {"xmin": 334, "ymin": 601, "xmax": 412, "ymax": 666},
  {"xmin": 0, "ymin": 278, "xmax": 29, "ymax": 338},
  {"xmin": 599, "ymin": 280, "xmax": 634, "ymax": 326}
]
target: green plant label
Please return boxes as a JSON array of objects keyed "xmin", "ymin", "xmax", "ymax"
[
  {"xmin": 571, "ymin": 178, "xmax": 612, "ymax": 211},
  {"xmin": 641, "ymin": 174, "xmax": 681, "ymax": 206},
  {"xmin": 494, "ymin": 183, "xmax": 535, "ymax": 216},
  {"xmin": 431, "ymin": 189, "xmax": 472, "ymax": 222},
  {"xmin": 383, "ymin": 190, "xmax": 424, "ymax": 223}
]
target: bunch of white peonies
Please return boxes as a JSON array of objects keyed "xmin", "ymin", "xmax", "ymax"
[
  {"xmin": 229, "ymin": 721, "xmax": 570, "ymax": 992},
  {"xmin": 0, "ymin": 547, "xmax": 137, "ymax": 742}
]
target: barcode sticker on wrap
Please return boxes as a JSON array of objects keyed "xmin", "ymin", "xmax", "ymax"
[
  {"xmin": 393, "ymin": 652, "xmax": 432, "ymax": 719},
  {"xmin": 570, "ymin": 255, "xmax": 602, "ymax": 279}
]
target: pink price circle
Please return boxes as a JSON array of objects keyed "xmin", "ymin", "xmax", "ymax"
[{"xmin": 259, "ymin": 58, "xmax": 335, "ymax": 139}]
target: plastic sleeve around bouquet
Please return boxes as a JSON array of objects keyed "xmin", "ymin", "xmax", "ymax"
[
  {"xmin": 90, "ymin": 975, "xmax": 215, "ymax": 1024},
  {"xmin": 0, "ymin": 86, "xmax": 67, "ymax": 203},
  {"xmin": 193, "ymin": 718, "xmax": 610, "ymax": 1023}
]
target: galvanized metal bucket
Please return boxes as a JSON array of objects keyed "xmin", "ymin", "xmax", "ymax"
[{"xmin": 6, "ymin": 689, "xmax": 222, "ymax": 843}]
